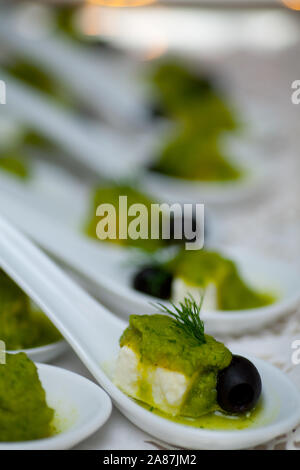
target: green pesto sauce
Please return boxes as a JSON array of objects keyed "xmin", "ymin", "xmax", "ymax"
[
  {"xmin": 85, "ymin": 183, "xmax": 166, "ymax": 252},
  {"xmin": 54, "ymin": 6, "xmax": 79, "ymax": 40},
  {"xmin": 0, "ymin": 152, "xmax": 30, "ymax": 180},
  {"xmin": 0, "ymin": 270, "xmax": 62, "ymax": 350},
  {"xmin": 4, "ymin": 60, "xmax": 75, "ymax": 110},
  {"xmin": 22, "ymin": 128, "xmax": 57, "ymax": 151},
  {"xmin": 151, "ymin": 132, "xmax": 242, "ymax": 182},
  {"xmin": 150, "ymin": 61, "xmax": 238, "ymax": 131},
  {"xmin": 167, "ymin": 250, "xmax": 275, "ymax": 310},
  {"xmin": 149, "ymin": 61, "xmax": 242, "ymax": 182},
  {"xmin": 138, "ymin": 399, "xmax": 263, "ymax": 431},
  {"xmin": 120, "ymin": 314, "xmax": 232, "ymax": 418},
  {"xmin": 0, "ymin": 353, "xmax": 54, "ymax": 441}
]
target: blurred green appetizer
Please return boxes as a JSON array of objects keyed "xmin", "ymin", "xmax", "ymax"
[
  {"xmin": 150, "ymin": 61, "xmax": 237, "ymax": 132},
  {"xmin": 0, "ymin": 151, "xmax": 29, "ymax": 180},
  {"xmin": 114, "ymin": 297, "xmax": 262, "ymax": 426},
  {"xmin": 0, "ymin": 352, "xmax": 54, "ymax": 441},
  {"xmin": 85, "ymin": 183, "xmax": 164, "ymax": 252},
  {"xmin": 133, "ymin": 250, "xmax": 275, "ymax": 310},
  {"xmin": 86, "ymin": 182, "xmax": 198, "ymax": 252},
  {"xmin": 0, "ymin": 270, "xmax": 62, "ymax": 350},
  {"xmin": 148, "ymin": 60, "xmax": 243, "ymax": 182},
  {"xmin": 150, "ymin": 132, "xmax": 242, "ymax": 182},
  {"xmin": 0, "ymin": 115, "xmax": 56, "ymax": 180},
  {"xmin": 3, "ymin": 59, "xmax": 75, "ymax": 110}
]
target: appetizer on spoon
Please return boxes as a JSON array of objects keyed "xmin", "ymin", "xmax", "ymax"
[
  {"xmin": 0, "ymin": 352, "xmax": 111, "ymax": 450},
  {"xmin": 0, "ymin": 10, "xmax": 147, "ymax": 130},
  {"xmin": 0, "ymin": 268, "xmax": 66, "ymax": 363},
  {"xmin": 0, "ymin": 183, "xmax": 298, "ymax": 335},
  {"xmin": 114, "ymin": 297, "xmax": 262, "ymax": 428},
  {"xmin": 0, "ymin": 215, "xmax": 299, "ymax": 449},
  {"xmin": 1, "ymin": 68, "xmax": 266, "ymax": 205}
]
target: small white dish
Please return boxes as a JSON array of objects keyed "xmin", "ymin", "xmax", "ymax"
[
  {"xmin": 0, "ymin": 363, "xmax": 112, "ymax": 450},
  {"xmin": 7, "ymin": 340, "xmax": 68, "ymax": 364},
  {"xmin": 0, "ymin": 216, "xmax": 299, "ymax": 450}
]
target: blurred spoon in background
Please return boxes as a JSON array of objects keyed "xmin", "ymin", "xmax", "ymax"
[
  {"xmin": 0, "ymin": 7, "xmax": 149, "ymax": 130},
  {"xmin": 0, "ymin": 71, "xmax": 268, "ymax": 205}
]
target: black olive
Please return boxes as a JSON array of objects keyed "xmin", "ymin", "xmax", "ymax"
[
  {"xmin": 167, "ymin": 212, "xmax": 207, "ymax": 246},
  {"xmin": 217, "ymin": 355, "xmax": 262, "ymax": 414},
  {"xmin": 133, "ymin": 265, "xmax": 173, "ymax": 300},
  {"xmin": 148, "ymin": 102, "xmax": 167, "ymax": 120},
  {"xmin": 146, "ymin": 161, "xmax": 160, "ymax": 173}
]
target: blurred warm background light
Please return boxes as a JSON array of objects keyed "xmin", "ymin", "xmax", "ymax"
[
  {"xmin": 281, "ymin": 0, "xmax": 300, "ymax": 10},
  {"xmin": 76, "ymin": 5, "xmax": 299, "ymax": 53},
  {"xmin": 87, "ymin": 0, "xmax": 157, "ymax": 7}
]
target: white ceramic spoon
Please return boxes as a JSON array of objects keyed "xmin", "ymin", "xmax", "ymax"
[
  {"xmin": 7, "ymin": 340, "xmax": 68, "ymax": 364},
  {"xmin": 0, "ymin": 215, "xmax": 299, "ymax": 450},
  {"xmin": 0, "ymin": 71, "xmax": 137, "ymax": 180},
  {"xmin": 0, "ymin": 70, "xmax": 267, "ymax": 205},
  {"xmin": 0, "ymin": 362, "xmax": 112, "ymax": 450},
  {"xmin": 0, "ymin": 184, "xmax": 299, "ymax": 336},
  {"xmin": 0, "ymin": 10, "xmax": 148, "ymax": 130}
]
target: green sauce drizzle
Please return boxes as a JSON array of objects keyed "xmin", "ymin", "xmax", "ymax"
[{"xmin": 166, "ymin": 250, "xmax": 275, "ymax": 310}]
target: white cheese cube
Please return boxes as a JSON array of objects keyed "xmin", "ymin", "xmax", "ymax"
[
  {"xmin": 172, "ymin": 277, "xmax": 217, "ymax": 311},
  {"xmin": 114, "ymin": 346, "xmax": 141, "ymax": 396},
  {"xmin": 114, "ymin": 346, "xmax": 190, "ymax": 415}
]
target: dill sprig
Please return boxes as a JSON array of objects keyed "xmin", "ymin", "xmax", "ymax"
[{"xmin": 155, "ymin": 294, "xmax": 206, "ymax": 345}]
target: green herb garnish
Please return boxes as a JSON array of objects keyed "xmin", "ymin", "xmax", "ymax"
[{"xmin": 156, "ymin": 295, "xmax": 206, "ymax": 345}]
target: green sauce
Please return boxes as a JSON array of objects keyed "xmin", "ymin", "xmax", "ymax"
[
  {"xmin": 0, "ymin": 353, "xmax": 54, "ymax": 441},
  {"xmin": 85, "ymin": 183, "xmax": 166, "ymax": 252},
  {"xmin": 167, "ymin": 250, "xmax": 275, "ymax": 310},
  {"xmin": 4, "ymin": 60, "xmax": 75, "ymax": 110},
  {"xmin": 120, "ymin": 314, "xmax": 232, "ymax": 418},
  {"xmin": 0, "ymin": 270, "xmax": 62, "ymax": 350},
  {"xmin": 150, "ymin": 61, "xmax": 238, "ymax": 132},
  {"xmin": 149, "ymin": 61, "xmax": 242, "ymax": 182},
  {"xmin": 151, "ymin": 132, "xmax": 242, "ymax": 182},
  {"xmin": 22, "ymin": 129, "xmax": 56, "ymax": 152},
  {"xmin": 139, "ymin": 399, "xmax": 263, "ymax": 431},
  {"xmin": 0, "ymin": 151, "xmax": 29, "ymax": 180}
]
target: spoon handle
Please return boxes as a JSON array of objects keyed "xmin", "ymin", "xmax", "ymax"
[
  {"xmin": 0, "ymin": 70, "xmax": 138, "ymax": 179},
  {"xmin": 0, "ymin": 13, "xmax": 147, "ymax": 130},
  {"xmin": 0, "ymin": 185, "xmax": 127, "ymax": 291},
  {"xmin": 0, "ymin": 215, "xmax": 124, "ymax": 371}
]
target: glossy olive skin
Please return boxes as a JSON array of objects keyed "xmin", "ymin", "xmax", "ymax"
[
  {"xmin": 133, "ymin": 265, "xmax": 173, "ymax": 300},
  {"xmin": 217, "ymin": 355, "xmax": 262, "ymax": 414}
]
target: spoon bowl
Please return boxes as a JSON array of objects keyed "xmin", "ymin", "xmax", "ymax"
[{"xmin": 0, "ymin": 362, "xmax": 112, "ymax": 450}]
